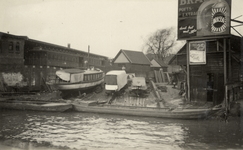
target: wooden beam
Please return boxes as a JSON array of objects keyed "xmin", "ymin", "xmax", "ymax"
[
  {"xmin": 231, "ymin": 19, "xmax": 243, "ymax": 24},
  {"xmin": 217, "ymin": 40, "xmax": 219, "ymax": 51},
  {"xmin": 224, "ymin": 38, "xmax": 227, "ymax": 84},
  {"xmin": 177, "ymin": 35, "xmax": 231, "ymax": 41},
  {"xmin": 224, "ymin": 38, "xmax": 228, "ymax": 111},
  {"xmin": 226, "ymin": 82, "xmax": 243, "ymax": 90},
  {"xmin": 186, "ymin": 41, "xmax": 190, "ymax": 102},
  {"xmin": 228, "ymin": 38, "xmax": 232, "ymax": 82}
]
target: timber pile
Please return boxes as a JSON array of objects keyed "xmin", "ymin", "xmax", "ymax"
[
  {"xmin": 150, "ymin": 81, "xmax": 186, "ymax": 108},
  {"xmin": 153, "ymin": 70, "xmax": 171, "ymax": 83}
]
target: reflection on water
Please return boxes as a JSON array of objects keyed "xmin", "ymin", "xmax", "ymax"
[{"xmin": 0, "ymin": 109, "xmax": 242, "ymax": 150}]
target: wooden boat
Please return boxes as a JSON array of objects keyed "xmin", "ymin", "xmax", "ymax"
[
  {"xmin": 129, "ymin": 77, "xmax": 149, "ymax": 97},
  {"xmin": 0, "ymin": 99, "xmax": 72, "ymax": 112},
  {"xmin": 54, "ymin": 68, "xmax": 104, "ymax": 91},
  {"xmin": 72, "ymin": 101, "xmax": 221, "ymax": 119}
]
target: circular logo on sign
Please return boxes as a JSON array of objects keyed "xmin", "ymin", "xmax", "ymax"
[{"xmin": 211, "ymin": 6, "xmax": 227, "ymax": 33}]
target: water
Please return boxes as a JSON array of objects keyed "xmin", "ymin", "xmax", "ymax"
[{"xmin": 0, "ymin": 109, "xmax": 242, "ymax": 150}]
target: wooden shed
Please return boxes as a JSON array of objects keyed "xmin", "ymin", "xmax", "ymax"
[
  {"xmin": 170, "ymin": 35, "xmax": 242, "ymax": 105},
  {"xmin": 112, "ymin": 49, "xmax": 151, "ymax": 77}
]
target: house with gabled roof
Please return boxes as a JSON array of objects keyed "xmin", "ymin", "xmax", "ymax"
[
  {"xmin": 149, "ymin": 58, "xmax": 168, "ymax": 72},
  {"xmin": 112, "ymin": 49, "xmax": 151, "ymax": 77}
]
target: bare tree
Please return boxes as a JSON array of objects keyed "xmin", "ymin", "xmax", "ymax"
[{"xmin": 144, "ymin": 27, "xmax": 177, "ymax": 61}]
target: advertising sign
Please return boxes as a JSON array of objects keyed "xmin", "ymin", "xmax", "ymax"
[
  {"xmin": 189, "ymin": 41, "xmax": 206, "ymax": 65},
  {"xmin": 178, "ymin": 0, "xmax": 231, "ymax": 40}
]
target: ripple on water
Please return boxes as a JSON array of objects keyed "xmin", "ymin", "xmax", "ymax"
[{"xmin": 1, "ymin": 110, "xmax": 242, "ymax": 150}]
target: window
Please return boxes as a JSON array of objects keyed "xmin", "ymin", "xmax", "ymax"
[
  {"xmin": 8, "ymin": 42, "xmax": 14, "ymax": 53},
  {"xmin": 105, "ymin": 75, "xmax": 117, "ymax": 85},
  {"xmin": 84, "ymin": 75, "xmax": 88, "ymax": 81},
  {"xmin": 16, "ymin": 42, "xmax": 20, "ymax": 54}
]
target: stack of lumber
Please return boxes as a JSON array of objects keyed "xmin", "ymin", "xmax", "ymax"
[{"xmin": 154, "ymin": 70, "xmax": 171, "ymax": 83}]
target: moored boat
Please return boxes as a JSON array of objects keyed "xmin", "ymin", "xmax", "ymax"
[
  {"xmin": 72, "ymin": 101, "xmax": 221, "ymax": 119},
  {"xmin": 54, "ymin": 68, "xmax": 104, "ymax": 92},
  {"xmin": 0, "ymin": 99, "xmax": 72, "ymax": 112}
]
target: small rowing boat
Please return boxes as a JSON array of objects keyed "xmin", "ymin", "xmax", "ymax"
[{"xmin": 0, "ymin": 99, "xmax": 72, "ymax": 112}]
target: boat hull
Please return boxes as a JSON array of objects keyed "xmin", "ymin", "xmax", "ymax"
[
  {"xmin": 73, "ymin": 104, "xmax": 219, "ymax": 119},
  {"xmin": 0, "ymin": 102, "xmax": 73, "ymax": 112},
  {"xmin": 55, "ymin": 79, "xmax": 104, "ymax": 91}
]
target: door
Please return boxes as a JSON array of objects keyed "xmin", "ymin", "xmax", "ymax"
[
  {"xmin": 190, "ymin": 74, "xmax": 207, "ymax": 102},
  {"xmin": 206, "ymin": 73, "xmax": 214, "ymax": 102},
  {"xmin": 213, "ymin": 73, "xmax": 224, "ymax": 105}
]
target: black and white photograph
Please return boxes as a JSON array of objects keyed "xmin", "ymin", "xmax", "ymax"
[{"xmin": 0, "ymin": 0, "xmax": 243, "ymax": 150}]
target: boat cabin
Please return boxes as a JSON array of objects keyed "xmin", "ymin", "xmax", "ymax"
[
  {"xmin": 105, "ymin": 70, "xmax": 127, "ymax": 93},
  {"xmin": 55, "ymin": 68, "xmax": 104, "ymax": 84}
]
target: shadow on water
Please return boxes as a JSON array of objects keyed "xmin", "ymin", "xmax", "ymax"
[{"xmin": 0, "ymin": 109, "xmax": 242, "ymax": 150}]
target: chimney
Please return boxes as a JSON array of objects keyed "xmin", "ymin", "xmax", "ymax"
[{"xmin": 67, "ymin": 43, "xmax": 70, "ymax": 48}]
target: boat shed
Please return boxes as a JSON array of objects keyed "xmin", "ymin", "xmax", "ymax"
[
  {"xmin": 0, "ymin": 32, "xmax": 109, "ymax": 92},
  {"xmin": 112, "ymin": 49, "xmax": 151, "ymax": 77},
  {"xmin": 169, "ymin": 35, "xmax": 243, "ymax": 105}
]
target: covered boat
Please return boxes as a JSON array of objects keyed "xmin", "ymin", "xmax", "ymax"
[
  {"xmin": 105, "ymin": 70, "xmax": 127, "ymax": 94},
  {"xmin": 54, "ymin": 68, "xmax": 104, "ymax": 92}
]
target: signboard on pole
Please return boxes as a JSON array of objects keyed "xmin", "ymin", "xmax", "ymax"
[
  {"xmin": 189, "ymin": 41, "xmax": 206, "ymax": 65},
  {"xmin": 178, "ymin": 0, "xmax": 231, "ymax": 40}
]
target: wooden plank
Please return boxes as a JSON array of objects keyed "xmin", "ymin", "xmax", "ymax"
[
  {"xmin": 154, "ymin": 70, "xmax": 158, "ymax": 83},
  {"xmin": 157, "ymin": 71, "xmax": 162, "ymax": 83},
  {"xmin": 159, "ymin": 70, "xmax": 165, "ymax": 82},
  {"xmin": 42, "ymin": 77, "xmax": 52, "ymax": 92},
  {"xmin": 186, "ymin": 41, "xmax": 190, "ymax": 102},
  {"xmin": 166, "ymin": 72, "xmax": 171, "ymax": 83},
  {"xmin": 228, "ymin": 38, "xmax": 232, "ymax": 82},
  {"xmin": 226, "ymin": 82, "xmax": 243, "ymax": 90}
]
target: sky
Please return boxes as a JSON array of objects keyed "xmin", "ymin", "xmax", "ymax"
[{"xmin": 1, "ymin": 0, "xmax": 243, "ymax": 58}]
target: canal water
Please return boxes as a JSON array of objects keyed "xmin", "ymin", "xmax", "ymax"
[{"xmin": 0, "ymin": 109, "xmax": 242, "ymax": 150}]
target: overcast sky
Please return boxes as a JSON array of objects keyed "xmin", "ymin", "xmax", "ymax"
[{"xmin": 1, "ymin": 0, "xmax": 243, "ymax": 58}]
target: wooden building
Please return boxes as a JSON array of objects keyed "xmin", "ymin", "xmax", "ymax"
[
  {"xmin": 0, "ymin": 32, "xmax": 109, "ymax": 92},
  {"xmin": 149, "ymin": 58, "xmax": 168, "ymax": 72},
  {"xmin": 169, "ymin": 35, "xmax": 242, "ymax": 105},
  {"xmin": 112, "ymin": 49, "xmax": 151, "ymax": 77}
]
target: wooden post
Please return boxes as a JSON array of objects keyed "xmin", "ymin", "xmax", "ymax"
[
  {"xmin": 186, "ymin": 41, "xmax": 190, "ymax": 102},
  {"xmin": 228, "ymin": 38, "xmax": 231, "ymax": 82},
  {"xmin": 224, "ymin": 39, "xmax": 227, "ymax": 84},
  {"xmin": 224, "ymin": 38, "xmax": 228, "ymax": 110},
  {"xmin": 225, "ymin": 85, "xmax": 228, "ymax": 112}
]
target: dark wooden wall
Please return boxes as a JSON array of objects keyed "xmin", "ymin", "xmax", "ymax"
[
  {"xmin": 170, "ymin": 37, "xmax": 242, "ymax": 104},
  {"xmin": 0, "ymin": 33, "xmax": 109, "ymax": 92}
]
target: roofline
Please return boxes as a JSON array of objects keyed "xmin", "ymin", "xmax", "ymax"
[
  {"xmin": 0, "ymin": 32, "xmax": 28, "ymax": 40},
  {"xmin": 121, "ymin": 49, "xmax": 133, "ymax": 63},
  {"xmin": 27, "ymin": 38, "xmax": 108, "ymax": 58},
  {"xmin": 116, "ymin": 49, "xmax": 151, "ymax": 65},
  {"xmin": 152, "ymin": 58, "xmax": 168, "ymax": 67},
  {"xmin": 0, "ymin": 31, "xmax": 108, "ymax": 59}
]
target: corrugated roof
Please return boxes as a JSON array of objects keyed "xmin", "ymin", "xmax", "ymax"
[{"xmin": 121, "ymin": 49, "xmax": 151, "ymax": 65}]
